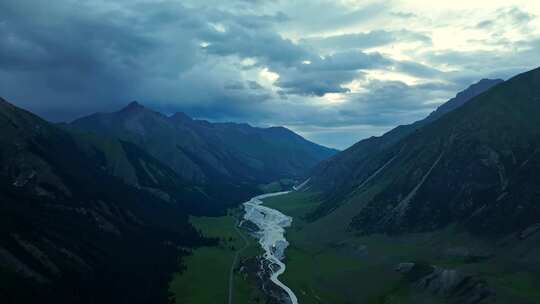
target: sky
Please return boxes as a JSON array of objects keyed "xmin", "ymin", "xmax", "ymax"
[{"xmin": 1, "ymin": 0, "xmax": 540, "ymax": 149}]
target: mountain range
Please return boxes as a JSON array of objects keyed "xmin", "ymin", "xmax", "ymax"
[
  {"xmin": 69, "ymin": 102, "xmax": 336, "ymax": 185},
  {"xmin": 0, "ymin": 97, "xmax": 336, "ymax": 303},
  {"xmin": 2, "ymin": 65, "xmax": 540, "ymax": 304},
  {"xmin": 67, "ymin": 102, "xmax": 336, "ymax": 213},
  {"xmin": 307, "ymin": 68, "xmax": 540, "ymax": 237}
]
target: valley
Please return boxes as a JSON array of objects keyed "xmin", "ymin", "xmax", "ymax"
[
  {"xmin": 0, "ymin": 98, "xmax": 336, "ymax": 304},
  {"xmin": 2, "ymin": 2, "xmax": 540, "ymax": 301},
  {"xmin": 170, "ymin": 67, "xmax": 540, "ymax": 304},
  {"xmin": 264, "ymin": 189, "xmax": 540, "ymax": 304},
  {"xmin": 171, "ymin": 189, "xmax": 300, "ymax": 304},
  {"xmin": 3, "ymin": 66, "xmax": 540, "ymax": 304}
]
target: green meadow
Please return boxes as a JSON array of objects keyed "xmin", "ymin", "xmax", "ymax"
[
  {"xmin": 169, "ymin": 213, "xmax": 263, "ymax": 304},
  {"xmin": 262, "ymin": 191, "xmax": 540, "ymax": 304},
  {"xmin": 170, "ymin": 190, "xmax": 540, "ymax": 304}
]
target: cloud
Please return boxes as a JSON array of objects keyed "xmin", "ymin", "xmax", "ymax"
[
  {"xmin": 254, "ymin": 78, "xmax": 454, "ymax": 148},
  {"xmin": 1, "ymin": 0, "xmax": 540, "ymax": 149},
  {"xmin": 271, "ymin": 1, "xmax": 390, "ymax": 35},
  {"xmin": 276, "ymin": 69, "xmax": 358, "ymax": 96},
  {"xmin": 0, "ymin": 0, "xmax": 203, "ymax": 119},
  {"xmin": 247, "ymin": 81, "xmax": 264, "ymax": 90},
  {"xmin": 224, "ymin": 81, "xmax": 245, "ymax": 90},
  {"xmin": 475, "ymin": 7, "xmax": 535, "ymax": 30},
  {"xmin": 273, "ymin": 51, "xmax": 390, "ymax": 96},
  {"xmin": 301, "ymin": 30, "xmax": 431, "ymax": 51},
  {"xmin": 391, "ymin": 11, "xmax": 418, "ymax": 19},
  {"xmin": 202, "ymin": 26, "xmax": 308, "ymax": 67}
]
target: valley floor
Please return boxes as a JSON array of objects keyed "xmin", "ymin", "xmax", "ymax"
[
  {"xmin": 169, "ymin": 212, "xmax": 265, "ymax": 304},
  {"xmin": 262, "ymin": 191, "xmax": 540, "ymax": 304},
  {"xmin": 169, "ymin": 190, "xmax": 540, "ymax": 304}
]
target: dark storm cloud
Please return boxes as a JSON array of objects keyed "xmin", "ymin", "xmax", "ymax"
[
  {"xmin": 0, "ymin": 0, "xmax": 203, "ymax": 120},
  {"xmin": 272, "ymin": 50, "xmax": 444, "ymax": 97},
  {"xmin": 0, "ymin": 0, "xmax": 313, "ymax": 121},
  {"xmin": 202, "ymin": 25, "xmax": 309, "ymax": 67},
  {"xmin": 1, "ymin": 0, "xmax": 540, "ymax": 149},
  {"xmin": 247, "ymin": 81, "xmax": 263, "ymax": 90},
  {"xmin": 302, "ymin": 51, "xmax": 391, "ymax": 71},
  {"xmin": 276, "ymin": 69, "xmax": 358, "ymax": 96},
  {"xmin": 274, "ymin": 51, "xmax": 390, "ymax": 96},
  {"xmin": 224, "ymin": 81, "xmax": 245, "ymax": 90}
]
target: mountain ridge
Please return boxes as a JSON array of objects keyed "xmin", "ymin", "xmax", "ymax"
[
  {"xmin": 69, "ymin": 102, "xmax": 337, "ymax": 188},
  {"xmin": 307, "ymin": 67, "xmax": 540, "ymax": 236},
  {"xmin": 308, "ymin": 78, "xmax": 503, "ymax": 200}
]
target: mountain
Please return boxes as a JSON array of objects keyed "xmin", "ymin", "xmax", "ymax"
[
  {"xmin": 308, "ymin": 68, "xmax": 540, "ymax": 236},
  {"xmin": 0, "ymin": 98, "xmax": 210, "ymax": 304},
  {"xmin": 69, "ymin": 102, "xmax": 337, "ymax": 191},
  {"xmin": 307, "ymin": 78, "xmax": 503, "ymax": 216},
  {"xmin": 64, "ymin": 129, "xmax": 234, "ymax": 215}
]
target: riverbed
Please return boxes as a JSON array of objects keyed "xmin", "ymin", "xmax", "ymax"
[{"xmin": 242, "ymin": 191, "xmax": 298, "ymax": 304}]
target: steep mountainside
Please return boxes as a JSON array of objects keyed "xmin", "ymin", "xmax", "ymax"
[
  {"xmin": 309, "ymin": 68, "xmax": 540, "ymax": 236},
  {"xmin": 65, "ymin": 130, "xmax": 243, "ymax": 214},
  {"xmin": 69, "ymin": 102, "xmax": 337, "ymax": 187},
  {"xmin": 0, "ymin": 98, "xmax": 210, "ymax": 304},
  {"xmin": 308, "ymin": 78, "xmax": 503, "ymax": 213}
]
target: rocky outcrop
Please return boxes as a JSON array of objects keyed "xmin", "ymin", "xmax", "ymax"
[{"xmin": 396, "ymin": 263, "xmax": 495, "ymax": 304}]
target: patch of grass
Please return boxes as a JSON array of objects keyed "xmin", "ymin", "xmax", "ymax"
[
  {"xmin": 190, "ymin": 215, "xmax": 239, "ymax": 241},
  {"xmin": 261, "ymin": 191, "xmax": 509, "ymax": 304},
  {"xmin": 279, "ymin": 246, "xmax": 366, "ymax": 304},
  {"xmin": 169, "ymin": 214, "xmax": 263, "ymax": 304},
  {"xmin": 170, "ymin": 246, "xmax": 233, "ymax": 303},
  {"xmin": 259, "ymin": 179, "xmax": 296, "ymax": 193},
  {"xmin": 488, "ymin": 272, "xmax": 540, "ymax": 303},
  {"xmin": 263, "ymin": 191, "xmax": 322, "ymax": 219}
]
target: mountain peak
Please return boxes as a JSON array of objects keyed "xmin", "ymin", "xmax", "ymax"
[
  {"xmin": 460, "ymin": 78, "xmax": 503, "ymax": 95},
  {"xmin": 121, "ymin": 101, "xmax": 145, "ymax": 112},
  {"xmin": 426, "ymin": 78, "xmax": 503, "ymax": 122},
  {"xmin": 465, "ymin": 78, "xmax": 504, "ymax": 93}
]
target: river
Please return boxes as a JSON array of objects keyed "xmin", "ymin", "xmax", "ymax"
[{"xmin": 242, "ymin": 191, "xmax": 299, "ymax": 304}]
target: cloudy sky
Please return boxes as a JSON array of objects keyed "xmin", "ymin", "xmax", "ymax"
[{"xmin": 1, "ymin": 0, "xmax": 540, "ymax": 149}]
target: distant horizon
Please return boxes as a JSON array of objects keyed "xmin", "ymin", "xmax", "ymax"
[
  {"xmin": 0, "ymin": 74, "xmax": 501, "ymax": 151},
  {"xmin": 2, "ymin": 0, "xmax": 540, "ymax": 149},
  {"xmin": 2, "ymin": 73, "xmax": 507, "ymax": 151}
]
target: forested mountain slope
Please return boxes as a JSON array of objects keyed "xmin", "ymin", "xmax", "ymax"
[{"xmin": 0, "ymin": 98, "xmax": 209, "ymax": 304}]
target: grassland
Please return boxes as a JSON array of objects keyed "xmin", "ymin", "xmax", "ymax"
[
  {"xmin": 169, "ymin": 212, "xmax": 264, "ymax": 304},
  {"xmin": 171, "ymin": 189, "xmax": 540, "ymax": 304},
  {"xmin": 258, "ymin": 178, "xmax": 296, "ymax": 193},
  {"xmin": 262, "ymin": 190, "xmax": 540, "ymax": 304}
]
